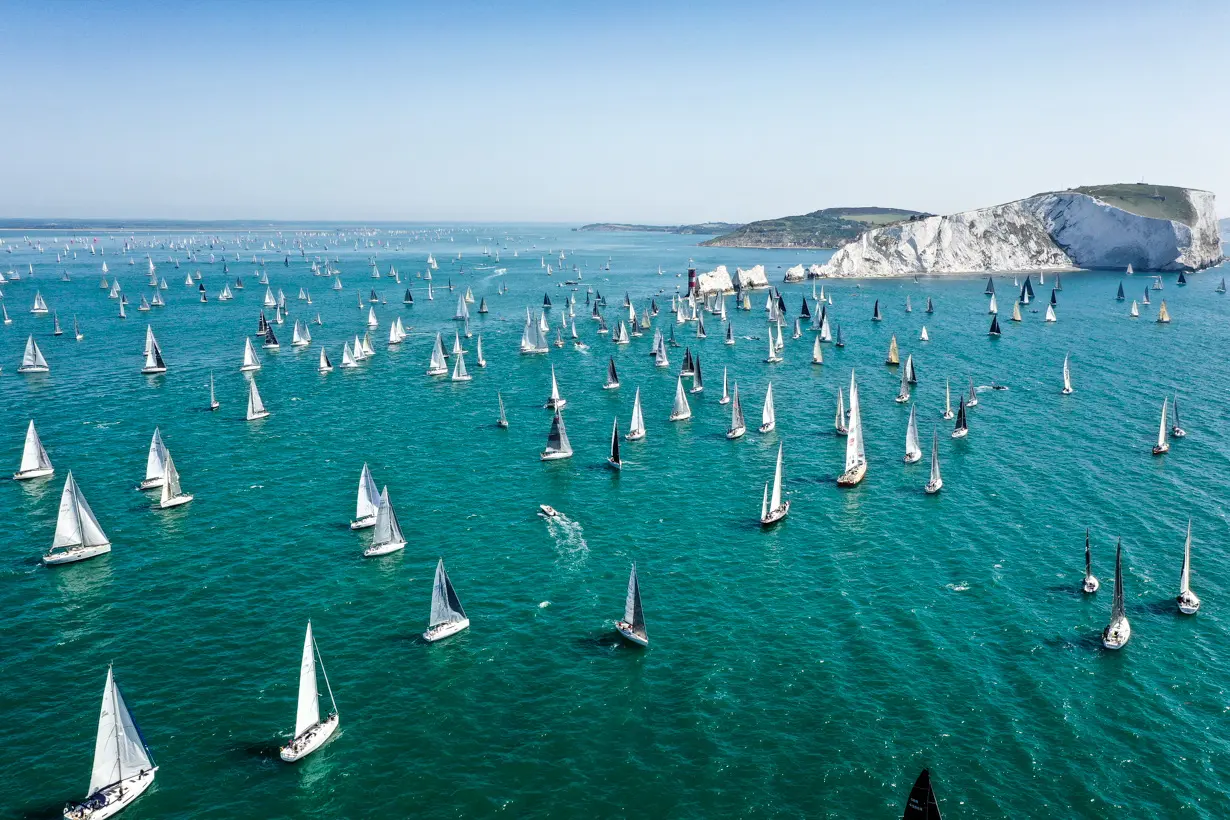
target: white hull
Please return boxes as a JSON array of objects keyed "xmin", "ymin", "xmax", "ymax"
[
  {"xmin": 280, "ymin": 714, "xmax": 339, "ymax": 762},
  {"xmin": 719, "ymin": 396, "xmax": 730, "ymax": 405},
  {"xmin": 1178, "ymin": 593, "xmax": 1200, "ymax": 615},
  {"xmin": 64, "ymin": 768, "xmax": 157, "ymax": 820},
  {"xmin": 758, "ymin": 422, "xmax": 775, "ymax": 434},
  {"xmin": 624, "ymin": 430, "xmax": 645, "ymax": 441},
  {"xmin": 1061, "ymin": 387, "xmax": 1073, "ymax": 395},
  {"xmin": 669, "ymin": 411, "xmax": 691, "ymax": 421},
  {"xmin": 240, "ymin": 364, "xmax": 260, "ymax": 372},
  {"xmin": 603, "ymin": 383, "xmax": 619, "ymax": 390},
  {"xmin": 159, "ymin": 493, "xmax": 193, "ymax": 509},
  {"xmin": 903, "ymin": 452, "xmax": 922, "ymax": 464},
  {"xmin": 1172, "ymin": 428, "xmax": 1187, "ymax": 438},
  {"xmin": 544, "ymin": 399, "xmax": 567, "ymax": 410},
  {"xmin": 924, "ymin": 478, "xmax": 943, "ymax": 494},
  {"xmin": 943, "ymin": 411, "xmax": 954, "ymax": 420},
  {"xmin": 14, "ymin": 467, "xmax": 55, "ymax": 480},
  {"xmin": 426, "ymin": 367, "xmax": 447, "ymax": 376},
  {"xmin": 43, "ymin": 543, "xmax": 112, "ymax": 565},
  {"xmin": 607, "ymin": 458, "xmax": 622, "ymax": 471},
  {"xmin": 540, "ymin": 450, "xmax": 572, "ymax": 461},
  {"xmin": 760, "ymin": 502, "xmax": 789, "ymax": 526},
  {"xmin": 140, "ymin": 366, "xmax": 167, "ymax": 375},
  {"xmin": 616, "ymin": 621, "xmax": 648, "ymax": 647},
  {"xmin": 424, "ymin": 619, "xmax": 470, "ymax": 642},
  {"xmin": 1153, "ymin": 443, "xmax": 1169, "ymax": 455},
  {"xmin": 247, "ymin": 411, "xmax": 270, "ymax": 421},
  {"xmin": 138, "ymin": 477, "xmax": 165, "ymax": 490},
  {"xmin": 363, "ymin": 540, "xmax": 406, "ymax": 557},
  {"xmin": 726, "ymin": 426, "xmax": 746, "ymax": 440},
  {"xmin": 1102, "ymin": 619, "xmax": 1131, "ymax": 650},
  {"xmin": 1082, "ymin": 576, "xmax": 1100, "ymax": 594},
  {"xmin": 18, "ymin": 365, "xmax": 50, "ymax": 374},
  {"xmin": 836, "ymin": 462, "xmax": 867, "ymax": 487},
  {"xmin": 350, "ymin": 515, "xmax": 376, "ymax": 531},
  {"xmin": 952, "ymin": 428, "xmax": 968, "ymax": 439}
]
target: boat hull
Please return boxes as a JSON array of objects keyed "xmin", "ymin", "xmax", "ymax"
[
  {"xmin": 924, "ymin": 479, "xmax": 943, "ymax": 494},
  {"xmin": 349, "ymin": 515, "xmax": 376, "ymax": 531},
  {"xmin": 240, "ymin": 364, "xmax": 261, "ymax": 372},
  {"xmin": 836, "ymin": 462, "xmax": 867, "ymax": 487},
  {"xmin": 280, "ymin": 714, "xmax": 339, "ymax": 763},
  {"xmin": 1082, "ymin": 576, "xmax": 1100, "ymax": 594},
  {"xmin": 760, "ymin": 502, "xmax": 789, "ymax": 526},
  {"xmin": 669, "ymin": 411, "xmax": 691, "ymax": 422},
  {"xmin": 616, "ymin": 621, "xmax": 648, "ymax": 647},
  {"xmin": 159, "ymin": 493, "xmax": 193, "ymax": 509},
  {"xmin": 18, "ymin": 365, "xmax": 50, "ymax": 374},
  {"xmin": 540, "ymin": 450, "xmax": 573, "ymax": 461},
  {"xmin": 246, "ymin": 412, "xmax": 270, "ymax": 421},
  {"xmin": 624, "ymin": 431, "xmax": 645, "ymax": 441},
  {"xmin": 903, "ymin": 452, "xmax": 922, "ymax": 464},
  {"xmin": 1102, "ymin": 619, "xmax": 1131, "ymax": 649},
  {"xmin": 64, "ymin": 768, "xmax": 157, "ymax": 820},
  {"xmin": 43, "ymin": 543, "xmax": 112, "ymax": 565},
  {"xmin": 363, "ymin": 540, "xmax": 406, "ymax": 557},
  {"xmin": 138, "ymin": 477, "xmax": 165, "ymax": 490},
  {"xmin": 1153, "ymin": 443, "xmax": 1169, "ymax": 455},
  {"xmin": 726, "ymin": 427, "xmax": 746, "ymax": 440},
  {"xmin": 758, "ymin": 422, "xmax": 775, "ymax": 434},
  {"xmin": 424, "ymin": 618, "xmax": 470, "ymax": 643},
  {"xmin": 607, "ymin": 459, "xmax": 621, "ymax": 471},
  {"xmin": 1178, "ymin": 593, "xmax": 1200, "ymax": 615},
  {"xmin": 14, "ymin": 467, "xmax": 54, "ymax": 480},
  {"xmin": 952, "ymin": 428, "xmax": 969, "ymax": 439}
]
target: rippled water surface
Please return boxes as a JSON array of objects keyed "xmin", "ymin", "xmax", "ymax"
[{"xmin": 2, "ymin": 226, "xmax": 1228, "ymax": 818}]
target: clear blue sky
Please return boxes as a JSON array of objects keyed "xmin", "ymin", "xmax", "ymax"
[{"xmin": 2, "ymin": 1, "xmax": 1226, "ymax": 223}]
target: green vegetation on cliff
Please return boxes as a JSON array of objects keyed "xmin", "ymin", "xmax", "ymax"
[
  {"xmin": 701, "ymin": 207, "xmax": 928, "ymax": 249},
  {"xmin": 1069, "ymin": 183, "xmax": 1200, "ymax": 226}
]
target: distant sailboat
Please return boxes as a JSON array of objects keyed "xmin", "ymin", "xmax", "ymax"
[
  {"xmin": 904, "ymin": 405, "xmax": 922, "ymax": 463},
  {"xmin": 1156, "ymin": 300, "xmax": 1170, "ymax": 323},
  {"xmin": 607, "ymin": 418, "xmax": 622, "ymax": 471},
  {"xmin": 475, "ymin": 335, "xmax": 486, "ymax": 367},
  {"xmin": 545, "ymin": 366, "xmax": 566, "ymax": 409},
  {"xmin": 1170, "ymin": 396, "xmax": 1186, "ymax": 437},
  {"xmin": 279, "ymin": 622, "xmax": 340, "ymax": 762},
  {"xmin": 726, "ymin": 383, "xmax": 746, "ymax": 439},
  {"xmin": 759, "ymin": 442, "xmax": 789, "ymax": 525},
  {"xmin": 246, "ymin": 381, "xmax": 270, "ymax": 421},
  {"xmin": 988, "ymin": 293, "xmax": 998, "ymax": 315},
  {"xmin": 363, "ymin": 487, "xmax": 407, "ymax": 556},
  {"xmin": 14, "ymin": 419, "xmax": 54, "ymax": 480},
  {"xmin": 872, "ymin": 299, "xmax": 881, "ymax": 321},
  {"xmin": 669, "ymin": 377, "xmax": 692, "ymax": 421},
  {"xmin": 836, "ymin": 372, "xmax": 866, "ymax": 486},
  {"xmin": 1129, "ymin": 299, "xmax": 1139, "ymax": 318},
  {"xmin": 759, "ymin": 382, "xmax": 776, "ymax": 433},
  {"xmin": 61, "ymin": 666, "xmax": 158, "ymax": 817},
  {"xmin": 1082, "ymin": 529, "xmax": 1099, "ymax": 593},
  {"xmin": 919, "ymin": 325, "xmax": 929, "ymax": 342},
  {"xmin": 690, "ymin": 355, "xmax": 704, "ymax": 393},
  {"xmin": 241, "ymin": 338, "xmax": 261, "ymax": 372},
  {"xmin": 1217, "ymin": 278, "xmax": 1226, "ymax": 294},
  {"xmin": 604, "ymin": 357, "xmax": 620, "ymax": 390},
  {"xmin": 812, "ymin": 335, "xmax": 824, "ymax": 364},
  {"xmin": 886, "ymin": 335, "xmax": 899, "ymax": 365},
  {"xmin": 626, "ymin": 387, "xmax": 646, "ymax": 441},
  {"xmin": 966, "ymin": 377, "xmax": 978, "ymax": 408},
  {"xmin": 834, "ymin": 386, "xmax": 848, "ymax": 435},
  {"xmin": 158, "ymin": 451, "xmax": 193, "ymax": 508},
  {"xmin": 451, "ymin": 349, "xmax": 472, "ymax": 382},
  {"xmin": 1153, "ymin": 397, "xmax": 1169, "ymax": 455},
  {"xmin": 951, "ymin": 397, "xmax": 969, "ymax": 438},
  {"xmin": 1044, "ymin": 303, "xmax": 1057, "ymax": 322},
  {"xmin": 719, "ymin": 368, "xmax": 731, "ymax": 404},
  {"xmin": 924, "ymin": 431, "xmax": 942, "ymax": 493},
  {"xmin": 1176, "ymin": 520, "xmax": 1200, "ymax": 614},
  {"xmin": 988, "ymin": 314, "xmax": 1001, "ymax": 336},
  {"xmin": 208, "ymin": 372, "xmax": 220, "ymax": 410},
  {"xmin": 615, "ymin": 563, "xmax": 648, "ymax": 646},
  {"xmin": 895, "ymin": 359, "xmax": 911, "ymax": 404},
  {"xmin": 541, "ymin": 410, "xmax": 574, "ymax": 460},
  {"xmin": 1061, "ymin": 353, "xmax": 1073, "ymax": 395},
  {"xmin": 423, "ymin": 559, "xmax": 470, "ymax": 642},
  {"xmin": 139, "ymin": 429, "xmax": 168, "ymax": 490},
  {"xmin": 42, "ymin": 472, "xmax": 111, "ymax": 565},
  {"xmin": 19, "ymin": 335, "xmax": 50, "ymax": 373},
  {"xmin": 1101, "ymin": 539, "xmax": 1131, "ymax": 649},
  {"xmin": 426, "ymin": 333, "xmax": 448, "ymax": 376},
  {"xmin": 141, "ymin": 328, "xmax": 167, "ymax": 374},
  {"xmin": 943, "ymin": 380, "xmax": 954, "ymax": 420},
  {"xmin": 1011, "ymin": 301, "xmax": 1022, "ymax": 322}
]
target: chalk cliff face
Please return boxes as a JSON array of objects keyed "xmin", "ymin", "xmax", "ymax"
[{"xmin": 818, "ymin": 189, "xmax": 1221, "ymax": 278}]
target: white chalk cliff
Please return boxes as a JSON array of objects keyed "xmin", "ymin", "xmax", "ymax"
[{"xmin": 818, "ymin": 188, "xmax": 1221, "ymax": 278}]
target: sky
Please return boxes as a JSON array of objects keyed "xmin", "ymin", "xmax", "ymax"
[{"xmin": 2, "ymin": 0, "xmax": 1227, "ymax": 224}]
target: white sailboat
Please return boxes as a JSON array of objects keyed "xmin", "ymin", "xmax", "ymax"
[
  {"xmin": 540, "ymin": 410, "xmax": 574, "ymax": 460},
  {"xmin": 1176, "ymin": 520, "xmax": 1200, "ymax": 614},
  {"xmin": 19, "ymin": 335, "xmax": 50, "ymax": 373},
  {"xmin": 903, "ymin": 405, "xmax": 922, "ymax": 463},
  {"xmin": 350, "ymin": 464, "xmax": 381, "ymax": 529},
  {"xmin": 669, "ymin": 377, "xmax": 691, "ymax": 421},
  {"xmin": 139, "ymin": 428, "xmax": 168, "ymax": 489},
  {"xmin": 920, "ymin": 325, "xmax": 929, "ymax": 342},
  {"xmin": 759, "ymin": 442, "xmax": 789, "ymax": 525},
  {"xmin": 615, "ymin": 563, "xmax": 648, "ymax": 646},
  {"xmin": 43, "ymin": 472, "xmax": 112, "ymax": 565},
  {"xmin": 1061, "ymin": 353, "xmax": 1073, "ymax": 394},
  {"xmin": 423, "ymin": 559, "xmax": 470, "ymax": 642},
  {"xmin": 278, "ymin": 622, "xmax": 340, "ymax": 762},
  {"xmin": 426, "ymin": 333, "xmax": 448, "ymax": 376},
  {"xmin": 758, "ymin": 382, "xmax": 776, "ymax": 433},
  {"xmin": 719, "ymin": 368, "xmax": 731, "ymax": 405},
  {"xmin": 1152, "ymin": 397, "xmax": 1169, "ymax": 455},
  {"xmin": 1081, "ymin": 529, "xmax": 1099, "ymax": 593},
  {"xmin": 836, "ymin": 371, "xmax": 866, "ymax": 486},
  {"xmin": 363, "ymin": 487, "xmax": 407, "ymax": 556},
  {"xmin": 62, "ymin": 666, "xmax": 157, "ymax": 819},
  {"xmin": 157, "ymin": 451, "xmax": 193, "ymax": 508},
  {"xmin": 924, "ymin": 431, "xmax": 942, "ymax": 493},
  {"xmin": 14, "ymin": 419, "xmax": 54, "ymax": 479},
  {"xmin": 451, "ymin": 349, "xmax": 472, "ymax": 381},
  {"xmin": 246, "ymin": 381, "xmax": 270, "ymax": 421},
  {"xmin": 141, "ymin": 328, "xmax": 166, "ymax": 374},
  {"xmin": 475, "ymin": 335, "xmax": 486, "ymax": 367},
  {"xmin": 1101, "ymin": 539, "xmax": 1131, "ymax": 649},
  {"xmin": 31, "ymin": 290, "xmax": 49, "ymax": 314},
  {"xmin": 764, "ymin": 329, "xmax": 782, "ymax": 363},
  {"xmin": 895, "ymin": 357, "xmax": 911, "ymax": 403},
  {"xmin": 318, "ymin": 347, "xmax": 333, "ymax": 373},
  {"xmin": 545, "ymin": 366, "xmax": 566, "ymax": 409},
  {"xmin": 943, "ymin": 380, "xmax": 954, "ymax": 420},
  {"xmin": 240, "ymin": 338, "xmax": 261, "ymax": 372},
  {"xmin": 726, "ymin": 383, "xmax": 746, "ymax": 439},
  {"xmin": 497, "ymin": 391, "xmax": 509, "ymax": 429},
  {"xmin": 626, "ymin": 388, "xmax": 646, "ymax": 441},
  {"xmin": 603, "ymin": 357, "xmax": 620, "ymax": 390},
  {"xmin": 1044, "ymin": 303, "xmax": 1057, "ymax": 322}
]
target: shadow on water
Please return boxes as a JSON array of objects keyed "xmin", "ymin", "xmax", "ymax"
[
  {"xmin": 1044, "ymin": 584, "xmax": 1095, "ymax": 599},
  {"xmin": 574, "ymin": 632, "xmax": 643, "ymax": 656},
  {"xmin": 1141, "ymin": 598, "xmax": 1181, "ymax": 616},
  {"xmin": 15, "ymin": 801, "xmax": 65, "ymax": 820},
  {"xmin": 1042, "ymin": 633, "xmax": 1107, "ymax": 653},
  {"xmin": 236, "ymin": 738, "xmax": 285, "ymax": 761}
]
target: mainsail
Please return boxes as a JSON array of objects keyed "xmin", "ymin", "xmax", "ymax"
[
  {"xmin": 53, "ymin": 472, "xmax": 110, "ymax": 553},
  {"xmin": 89, "ymin": 667, "xmax": 154, "ymax": 797},
  {"xmin": 623, "ymin": 563, "xmax": 646, "ymax": 641},
  {"xmin": 429, "ymin": 559, "xmax": 468, "ymax": 628},
  {"xmin": 19, "ymin": 420, "xmax": 52, "ymax": 474}
]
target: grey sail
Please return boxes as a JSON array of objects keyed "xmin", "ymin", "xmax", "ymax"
[
  {"xmin": 623, "ymin": 563, "xmax": 646, "ymax": 640},
  {"xmin": 429, "ymin": 559, "xmax": 468, "ymax": 627}
]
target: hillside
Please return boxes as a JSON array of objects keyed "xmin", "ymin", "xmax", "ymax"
[
  {"xmin": 576, "ymin": 222, "xmax": 742, "ymax": 235},
  {"xmin": 1069, "ymin": 183, "xmax": 1201, "ymax": 226},
  {"xmin": 701, "ymin": 207, "xmax": 928, "ymax": 249}
]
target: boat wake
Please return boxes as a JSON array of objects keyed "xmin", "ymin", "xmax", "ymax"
[{"xmin": 544, "ymin": 515, "xmax": 588, "ymax": 565}]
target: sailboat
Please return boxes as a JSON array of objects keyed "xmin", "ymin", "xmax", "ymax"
[
  {"xmin": 886, "ymin": 335, "xmax": 899, "ymax": 365},
  {"xmin": 54, "ymin": 312, "xmax": 64, "ymax": 334},
  {"xmin": 951, "ymin": 397, "xmax": 969, "ymax": 438},
  {"xmin": 1116, "ymin": 282, "xmax": 1125, "ymax": 301},
  {"xmin": 1176, "ymin": 520, "xmax": 1200, "ymax": 614},
  {"xmin": 690, "ymin": 355, "xmax": 704, "ymax": 393},
  {"xmin": 424, "ymin": 559, "xmax": 470, "ymax": 642},
  {"xmin": 541, "ymin": 410, "xmax": 574, "ymax": 460},
  {"xmin": 240, "ymin": 338, "xmax": 261, "ymax": 371},
  {"xmin": 626, "ymin": 388, "xmax": 646, "ymax": 441},
  {"xmin": 1061, "ymin": 353, "xmax": 1073, "ymax": 394},
  {"xmin": 759, "ymin": 442, "xmax": 789, "ymax": 525},
  {"xmin": 811, "ymin": 335, "xmax": 823, "ymax": 364},
  {"xmin": 1153, "ymin": 397, "xmax": 1169, "ymax": 455},
  {"xmin": 895, "ymin": 359, "xmax": 911, "ymax": 403},
  {"xmin": 141, "ymin": 329, "xmax": 166, "ymax": 374},
  {"xmin": 988, "ymin": 314, "xmax": 1001, "ymax": 335},
  {"xmin": 426, "ymin": 333, "xmax": 448, "ymax": 376},
  {"xmin": 1101, "ymin": 539, "xmax": 1131, "ymax": 649},
  {"xmin": 1218, "ymin": 278, "xmax": 1226, "ymax": 294},
  {"xmin": 14, "ymin": 419, "xmax": 54, "ymax": 480},
  {"xmin": 1082, "ymin": 529, "xmax": 1099, "ymax": 593},
  {"xmin": 1156, "ymin": 300, "xmax": 1171, "ymax": 323},
  {"xmin": 1044, "ymin": 303, "xmax": 1057, "ymax": 322},
  {"xmin": 475, "ymin": 335, "xmax": 486, "ymax": 367},
  {"xmin": 246, "ymin": 380, "xmax": 270, "ymax": 421},
  {"xmin": 451, "ymin": 349, "xmax": 472, "ymax": 382},
  {"xmin": 836, "ymin": 371, "xmax": 866, "ymax": 486},
  {"xmin": 31, "ymin": 290, "xmax": 49, "ymax": 314},
  {"xmin": 1170, "ymin": 396, "xmax": 1187, "ymax": 437},
  {"xmin": 19, "ymin": 335, "xmax": 50, "ymax": 373},
  {"xmin": 719, "ymin": 368, "xmax": 731, "ymax": 404},
  {"xmin": 1142, "ymin": 288, "xmax": 1150, "ymax": 306},
  {"xmin": 318, "ymin": 347, "xmax": 333, "ymax": 373},
  {"xmin": 604, "ymin": 357, "xmax": 620, "ymax": 390},
  {"xmin": 350, "ymin": 464, "xmax": 381, "ymax": 529},
  {"xmin": 919, "ymin": 325, "xmax": 929, "ymax": 342},
  {"xmin": 943, "ymin": 380, "xmax": 954, "ymax": 420},
  {"xmin": 497, "ymin": 392, "xmax": 509, "ymax": 428},
  {"xmin": 834, "ymin": 387, "xmax": 848, "ymax": 435},
  {"xmin": 615, "ymin": 563, "xmax": 648, "ymax": 646},
  {"xmin": 669, "ymin": 377, "xmax": 692, "ymax": 421},
  {"xmin": 2, "ymin": 304, "xmax": 11, "ymax": 325},
  {"xmin": 966, "ymin": 377, "xmax": 978, "ymax": 408},
  {"xmin": 279, "ymin": 622, "xmax": 340, "ymax": 762},
  {"xmin": 924, "ymin": 431, "xmax": 942, "ymax": 493},
  {"xmin": 872, "ymin": 299, "xmax": 881, "ymax": 321},
  {"xmin": 363, "ymin": 488, "xmax": 407, "ymax": 556},
  {"xmin": 157, "ymin": 451, "xmax": 193, "ymax": 508},
  {"xmin": 903, "ymin": 405, "xmax": 922, "ymax": 463},
  {"xmin": 138, "ymin": 429, "xmax": 168, "ymax": 489},
  {"xmin": 759, "ymin": 382, "xmax": 776, "ymax": 433},
  {"xmin": 62, "ymin": 666, "xmax": 157, "ymax": 818},
  {"xmin": 42, "ymin": 472, "xmax": 112, "ymax": 565},
  {"xmin": 209, "ymin": 372, "xmax": 220, "ymax": 410},
  {"xmin": 1011, "ymin": 300, "xmax": 1022, "ymax": 322},
  {"xmin": 545, "ymin": 366, "xmax": 566, "ymax": 409},
  {"xmin": 1130, "ymin": 299, "xmax": 1139, "ymax": 318},
  {"xmin": 764, "ymin": 330, "xmax": 782, "ymax": 363},
  {"xmin": 607, "ymin": 419, "xmax": 622, "ymax": 471},
  {"xmin": 902, "ymin": 768, "xmax": 941, "ymax": 820},
  {"xmin": 988, "ymin": 293, "xmax": 998, "ymax": 314}
]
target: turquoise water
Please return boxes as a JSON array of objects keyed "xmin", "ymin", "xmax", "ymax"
[{"xmin": 3, "ymin": 226, "xmax": 1229, "ymax": 818}]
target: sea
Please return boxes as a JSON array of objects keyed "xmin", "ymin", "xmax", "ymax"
[{"xmin": 2, "ymin": 224, "xmax": 1228, "ymax": 818}]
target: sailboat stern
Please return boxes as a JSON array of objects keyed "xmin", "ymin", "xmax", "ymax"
[
  {"xmin": 836, "ymin": 462, "xmax": 867, "ymax": 487},
  {"xmin": 279, "ymin": 713, "xmax": 339, "ymax": 763},
  {"xmin": 63, "ymin": 768, "xmax": 158, "ymax": 820}
]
